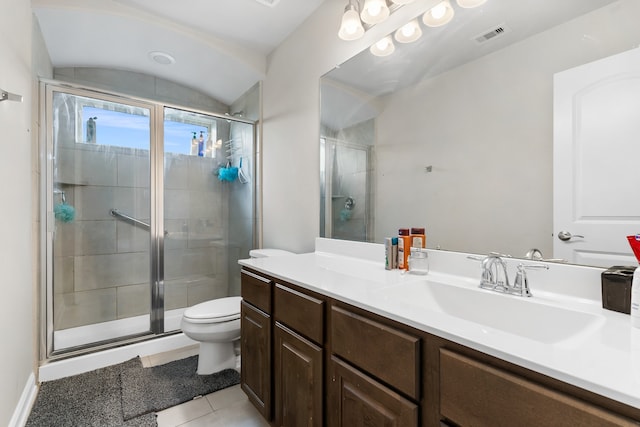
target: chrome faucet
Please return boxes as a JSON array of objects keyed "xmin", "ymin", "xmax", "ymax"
[
  {"xmin": 479, "ymin": 254, "xmax": 510, "ymax": 292},
  {"xmin": 512, "ymin": 263, "xmax": 550, "ymax": 297},
  {"xmin": 470, "ymin": 253, "xmax": 548, "ymax": 297}
]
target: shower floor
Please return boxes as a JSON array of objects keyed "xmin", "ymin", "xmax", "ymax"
[{"xmin": 54, "ymin": 308, "xmax": 186, "ymax": 350}]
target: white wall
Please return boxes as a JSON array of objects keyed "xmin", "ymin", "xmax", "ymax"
[
  {"xmin": 262, "ymin": 0, "xmax": 440, "ymax": 253},
  {"xmin": 0, "ymin": 0, "xmax": 35, "ymax": 423}
]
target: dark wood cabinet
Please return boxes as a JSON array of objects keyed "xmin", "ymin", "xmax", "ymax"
[
  {"xmin": 274, "ymin": 322, "xmax": 323, "ymax": 427},
  {"xmin": 439, "ymin": 348, "xmax": 636, "ymax": 427},
  {"xmin": 328, "ymin": 356, "xmax": 419, "ymax": 427},
  {"xmin": 240, "ymin": 300, "xmax": 272, "ymax": 420},
  {"xmin": 240, "ymin": 267, "xmax": 640, "ymax": 427}
]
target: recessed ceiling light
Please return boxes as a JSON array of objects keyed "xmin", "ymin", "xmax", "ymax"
[
  {"xmin": 254, "ymin": 0, "xmax": 281, "ymax": 7},
  {"xmin": 149, "ymin": 51, "xmax": 175, "ymax": 65}
]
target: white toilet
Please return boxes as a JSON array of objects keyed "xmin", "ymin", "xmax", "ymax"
[
  {"xmin": 181, "ymin": 248, "xmax": 294, "ymax": 375},
  {"xmin": 181, "ymin": 296, "xmax": 242, "ymax": 375}
]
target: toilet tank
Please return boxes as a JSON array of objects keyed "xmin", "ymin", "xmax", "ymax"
[{"xmin": 249, "ymin": 248, "xmax": 295, "ymax": 258}]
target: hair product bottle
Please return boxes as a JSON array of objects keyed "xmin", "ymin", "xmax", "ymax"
[
  {"xmin": 410, "ymin": 227, "xmax": 426, "ymax": 248},
  {"xmin": 398, "ymin": 228, "xmax": 411, "ymax": 270}
]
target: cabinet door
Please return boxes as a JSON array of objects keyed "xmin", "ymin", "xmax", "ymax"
[
  {"xmin": 328, "ymin": 356, "xmax": 418, "ymax": 427},
  {"xmin": 440, "ymin": 349, "xmax": 635, "ymax": 427},
  {"xmin": 274, "ymin": 322, "xmax": 323, "ymax": 427},
  {"xmin": 241, "ymin": 300, "xmax": 272, "ymax": 420}
]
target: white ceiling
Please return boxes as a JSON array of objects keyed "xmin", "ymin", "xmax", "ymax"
[{"xmin": 33, "ymin": 0, "xmax": 327, "ymax": 105}]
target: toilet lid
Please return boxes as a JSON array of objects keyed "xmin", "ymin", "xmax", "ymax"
[{"xmin": 183, "ymin": 296, "xmax": 242, "ymax": 321}]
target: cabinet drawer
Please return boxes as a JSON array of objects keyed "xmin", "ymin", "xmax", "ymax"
[
  {"xmin": 274, "ymin": 283, "xmax": 324, "ymax": 345},
  {"xmin": 440, "ymin": 349, "xmax": 635, "ymax": 427},
  {"xmin": 331, "ymin": 305, "xmax": 420, "ymax": 400},
  {"xmin": 329, "ymin": 356, "xmax": 418, "ymax": 427},
  {"xmin": 241, "ymin": 270, "xmax": 272, "ymax": 313}
]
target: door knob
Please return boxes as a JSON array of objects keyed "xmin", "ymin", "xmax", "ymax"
[{"xmin": 557, "ymin": 231, "xmax": 585, "ymax": 241}]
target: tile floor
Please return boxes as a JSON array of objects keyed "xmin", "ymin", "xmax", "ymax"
[{"xmin": 141, "ymin": 345, "xmax": 269, "ymax": 427}]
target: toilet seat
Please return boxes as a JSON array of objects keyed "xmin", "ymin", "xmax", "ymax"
[{"xmin": 183, "ymin": 296, "xmax": 242, "ymax": 324}]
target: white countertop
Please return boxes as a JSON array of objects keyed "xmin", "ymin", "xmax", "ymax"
[{"xmin": 239, "ymin": 238, "xmax": 640, "ymax": 410}]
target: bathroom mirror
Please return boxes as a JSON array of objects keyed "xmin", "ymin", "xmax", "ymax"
[{"xmin": 320, "ymin": 0, "xmax": 640, "ymax": 267}]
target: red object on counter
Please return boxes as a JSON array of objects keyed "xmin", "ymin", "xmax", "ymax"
[{"xmin": 627, "ymin": 235, "xmax": 640, "ymax": 263}]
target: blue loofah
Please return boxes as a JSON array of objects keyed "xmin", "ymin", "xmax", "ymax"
[
  {"xmin": 218, "ymin": 166, "xmax": 239, "ymax": 182},
  {"xmin": 339, "ymin": 209, "xmax": 352, "ymax": 222},
  {"xmin": 54, "ymin": 203, "xmax": 76, "ymax": 223}
]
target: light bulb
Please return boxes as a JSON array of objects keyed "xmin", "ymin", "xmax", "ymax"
[
  {"xmin": 338, "ymin": 4, "xmax": 364, "ymax": 41},
  {"xmin": 361, "ymin": 0, "xmax": 390, "ymax": 24},
  {"xmin": 370, "ymin": 36, "xmax": 395, "ymax": 56},
  {"xmin": 401, "ymin": 25, "xmax": 415, "ymax": 38},
  {"xmin": 430, "ymin": 3, "xmax": 446, "ymax": 20},
  {"xmin": 422, "ymin": 0, "xmax": 454, "ymax": 27},
  {"xmin": 368, "ymin": 3, "xmax": 382, "ymax": 17},
  {"xmin": 456, "ymin": 0, "xmax": 487, "ymax": 8},
  {"xmin": 394, "ymin": 20, "xmax": 422, "ymax": 43},
  {"xmin": 377, "ymin": 38, "xmax": 390, "ymax": 50}
]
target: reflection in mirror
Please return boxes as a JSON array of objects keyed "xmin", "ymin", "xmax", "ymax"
[{"xmin": 320, "ymin": 0, "xmax": 640, "ymax": 267}]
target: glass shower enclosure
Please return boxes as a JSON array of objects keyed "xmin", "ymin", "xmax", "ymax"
[
  {"xmin": 42, "ymin": 83, "xmax": 255, "ymax": 357},
  {"xmin": 320, "ymin": 137, "xmax": 372, "ymax": 242}
]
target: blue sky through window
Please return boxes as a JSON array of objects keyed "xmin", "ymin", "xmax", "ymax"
[{"xmin": 82, "ymin": 106, "xmax": 209, "ymax": 155}]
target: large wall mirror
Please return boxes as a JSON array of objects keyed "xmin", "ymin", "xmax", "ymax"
[{"xmin": 320, "ymin": 0, "xmax": 640, "ymax": 268}]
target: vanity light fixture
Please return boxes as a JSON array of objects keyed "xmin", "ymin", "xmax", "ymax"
[
  {"xmin": 338, "ymin": 1, "xmax": 365, "ymax": 40},
  {"xmin": 456, "ymin": 0, "xmax": 487, "ymax": 8},
  {"xmin": 394, "ymin": 19, "xmax": 422, "ymax": 43},
  {"xmin": 370, "ymin": 35, "xmax": 396, "ymax": 56},
  {"xmin": 423, "ymin": 0, "xmax": 455, "ymax": 27},
  {"xmin": 360, "ymin": 0, "xmax": 390, "ymax": 24}
]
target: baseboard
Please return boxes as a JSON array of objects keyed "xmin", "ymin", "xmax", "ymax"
[
  {"xmin": 39, "ymin": 332, "xmax": 195, "ymax": 382},
  {"xmin": 8, "ymin": 372, "xmax": 38, "ymax": 427}
]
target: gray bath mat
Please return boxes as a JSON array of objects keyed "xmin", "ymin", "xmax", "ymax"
[
  {"xmin": 121, "ymin": 355, "xmax": 240, "ymax": 420},
  {"xmin": 26, "ymin": 355, "xmax": 240, "ymax": 426},
  {"xmin": 26, "ymin": 357, "xmax": 157, "ymax": 427}
]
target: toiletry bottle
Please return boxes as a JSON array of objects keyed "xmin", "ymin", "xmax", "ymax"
[
  {"xmin": 398, "ymin": 228, "xmax": 411, "ymax": 270},
  {"xmin": 392, "ymin": 237, "xmax": 398, "ymax": 269},
  {"xmin": 385, "ymin": 238, "xmax": 393, "ymax": 270},
  {"xmin": 198, "ymin": 131, "xmax": 205, "ymax": 157},
  {"xmin": 191, "ymin": 132, "xmax": 198, "ymax": 156},
  {"xmin": 410, "ymin": 227, "xmax": 426, "ymax": 249},
  {"xmin": 631, "ymin": 266, "xmax": 640, "ymax": 328}
]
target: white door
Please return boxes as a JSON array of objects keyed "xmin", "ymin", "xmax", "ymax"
[{"xmin": 554, "ymin": 47, "xmax": 640, "ymax": 267}]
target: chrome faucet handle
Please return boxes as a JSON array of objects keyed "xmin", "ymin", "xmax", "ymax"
[
  {"xmin": 476, "ymin": 254, "xmax": 510, "ymax": 291},
  {"xmin": 489, "ymin": 251, "xmax": 511, "ymax": 258},
  {"xmin": 512, "ymin": 263, "xmax": 549, "ymax": 297},
  {"xmin": 524, "ymin": 248, "xmax": 567, "ymax": 263},
  {"xmin": 525, "ymin": 248, "xmax": 543, "ymax": 260}
]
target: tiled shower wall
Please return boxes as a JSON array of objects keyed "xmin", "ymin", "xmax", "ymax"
[{"xmin": 53, "ymin": 144, "xmax": 231, "ymax": 330}]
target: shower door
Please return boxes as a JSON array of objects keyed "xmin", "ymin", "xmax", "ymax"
[
  {"xmin": 320, "ymin": 137, "xmax": 372, "ymax": 242},
  {"xmin": 46, "ymin": 87, "xmax": 157, "ymax": 354},
  {"xmin": 43, "ymin": 84, "xmax": 256, "ymax": 357}
]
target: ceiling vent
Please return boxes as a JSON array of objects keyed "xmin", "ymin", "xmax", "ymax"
[
  {"xmin": 254, "ymin": 0, "xmax": 281, "ymax": 7},
  {"xmin": 472, "ymin": 24, "xmax": 511, "ymax": 44}
]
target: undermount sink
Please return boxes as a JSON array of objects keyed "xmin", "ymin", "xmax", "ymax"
[{"xmin": 378, "ymin": 280, "xmax": 604, "ymax": 344}]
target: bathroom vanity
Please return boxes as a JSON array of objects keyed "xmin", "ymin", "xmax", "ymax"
[{"xmin": 239, "ymin": 239, "xmax": 640, "ymax": 427}]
